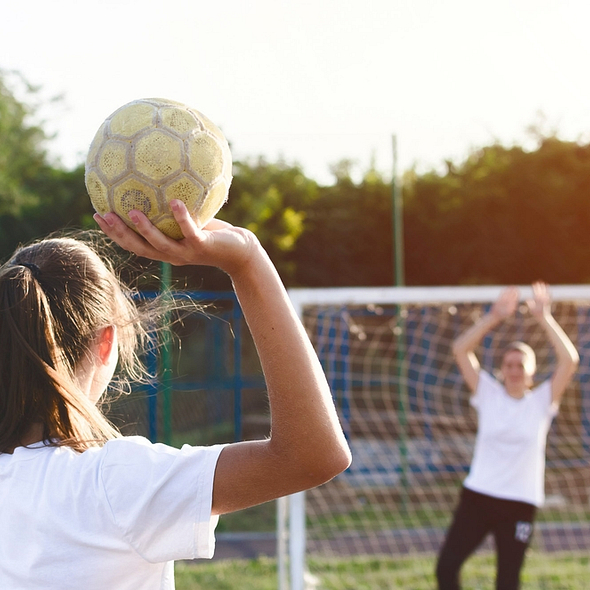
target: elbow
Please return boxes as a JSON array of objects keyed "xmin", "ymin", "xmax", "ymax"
[
  {"xmin": 564, "ymin": 348, "xmax": 580, "ymax": 372},
  {"xmin": 572, "ymin": 350, "xmax": 581, "ymax": 367},
  {"xmin": 316, "ymin": 441, "xmax": 352, "ymax": 485},
  {"xmin": 452, "ymin": 337, "xmax": 475, "ymax": 363},
  {"xmin": 561, "ymin": 355, "xmax": 580, "ymax": 383},
  {"xmin": 451, "ymin": 339, "xmax": 464, "ymax": 358},
  {"xmin": 328, "ymin": 443, "xmax": 353, "ymax": 479},
  {"xmin": 570, "ymin": 354, "xmax": 580, "ymax": 376},
  {"xmin": 299, "ymin": 440, "xmax": 352, "ymax": 489}
]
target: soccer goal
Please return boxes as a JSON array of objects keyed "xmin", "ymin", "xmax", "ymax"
[{"xmin": 278, "ymin": 285, "xmax": 590, "ymax": 590}]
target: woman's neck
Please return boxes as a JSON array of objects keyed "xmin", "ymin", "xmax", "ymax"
[
  {"xmin": 6, "ymin": 423, "xmax": 46, "ymax": 453},
  {"xmin": 504, "ymin": 384, "xmax": 529, "ymax": 399}
]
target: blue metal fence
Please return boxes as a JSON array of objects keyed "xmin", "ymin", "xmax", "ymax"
[{"xmin": 129, "ymin": 291, "xmax": 267, "ymax": 445}]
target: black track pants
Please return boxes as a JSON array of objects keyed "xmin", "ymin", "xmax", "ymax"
[{"xmin": 436, "ymin": 487, "xmax": 536, "ymax": 590}]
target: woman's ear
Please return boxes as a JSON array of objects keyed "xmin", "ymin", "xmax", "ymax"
[{"xmin": 97, "ymin": 325, "xmax": 117, "ymax": 366}]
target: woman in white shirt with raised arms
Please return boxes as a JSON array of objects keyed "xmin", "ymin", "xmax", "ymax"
[{"xmin": 435, "ymin": 282, "xmax": 579, "ymax": 590}]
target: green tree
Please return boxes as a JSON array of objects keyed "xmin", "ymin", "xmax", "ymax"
[
  {"xmin": 292, "ymin": 165, "xmax": 394, "ymax": 287},
  {"xmin": 403, "ymin": 137, "xmax": 590, "ymax": 285},
  {"xmin": 0, "ymin": 71, "xmax": 96, "ymax": 260},
  {"xmin": 219, "ymin": 157, "xmax": 319, "ymax": 283},
  {"xmin": 0, "ymin": 71, "xmax": 47, "ymax": 218}
]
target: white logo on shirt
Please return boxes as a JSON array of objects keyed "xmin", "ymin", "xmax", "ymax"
[{"xmin": 515, "ymin": 521, "xmax": 533, "ymax": 543}]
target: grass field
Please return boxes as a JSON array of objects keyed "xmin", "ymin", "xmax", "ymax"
[{"xmin": 175, "ymin": 552, "xmax": 590, "ymax": 590}]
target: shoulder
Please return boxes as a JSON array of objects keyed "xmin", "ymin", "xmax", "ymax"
[
  {"xmin": 100, "ymin": 436, "xmax": 225, "ymax": 471},
  {"xmin": 471, "ymin": 370, "xmax": 503, "ymax": 407},
  {"xmin": 477, "ymin": 370, "xmax": 500, "ymax": 388},
  {"xmin": 35, "ymin": 438, "xmax": 160, "ymax": 480},
  {"xmin": 475, "ymin": 370, "xmax": 504, "ymax": 395},
  {"xmin": 101, "ymin": 435, "xmax": 164, "ymax": 458},
  {"xmin": 99, "ymin": 436, "xmax": 227, "ymax": 484},
  {"xmin": 532, "ymin": 379, "xmax": 552, "ymax": 395}
]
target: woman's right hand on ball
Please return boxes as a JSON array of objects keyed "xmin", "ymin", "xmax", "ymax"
[{"xmin": 94, "ymin": 200, "xmax": 259, "ymax": 276}]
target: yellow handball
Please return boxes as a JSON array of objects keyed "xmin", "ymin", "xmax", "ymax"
[{"xmin": 85, "ymin": 98, "xmax": 232, "ymax": 239}]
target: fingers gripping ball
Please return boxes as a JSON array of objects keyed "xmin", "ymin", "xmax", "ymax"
[{"xmin": 85, "ymin": 98, "xmax": 232, "ymax": 239}]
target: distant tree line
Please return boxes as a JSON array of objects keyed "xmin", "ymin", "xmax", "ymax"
[{"xmin": 2, "ymin": 70, "xmax": 590, "ymax": 289}]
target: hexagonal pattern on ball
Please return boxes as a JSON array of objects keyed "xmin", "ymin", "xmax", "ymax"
[
  {"xmin": 97, "ymin": 140, "xmax": 129, "ymax": 183},
  {"xmin": 134, "ymin": 130, "xmax": 183, "ymax": 182},
  {"xmin": 164, "ymin": 175, "xmax": 205, "ymax": 213},
  {"xmin": 110, "ymin": 103, "xmax": 156, "ymax": 137},
  {"xmin": 85, "ymin": 171, "xmax": 110, "ymax": 216},
  {"xmin": 192, "ymin": 109, "xmax": 226, "ymax": 143},
  {"xmin": 112, "ymin": 178, "xmax": 159, "ymax": 222},
  {"xmin": 187, "ymin": 133, "xmax": 225, "ymax": 184},
  {"xmin": 87, "ymin": 122, "xmax": 106, "ymax": 166},
  {"xmin": 161, "ymin": 107, "xmax": 199, "ymax": 136},
  {"xmin": 196, "ymin": 180, "xmax": 231, "ymax": 226}
]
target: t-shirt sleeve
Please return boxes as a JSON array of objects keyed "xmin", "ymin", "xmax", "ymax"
[
  {"xmin": 534, "ymin": 379, "xmax": 557, "ymax": 417},
  {"xmin": 99, "ymin": 436, "xmax": 226, "ymax": 563},
  {"xmin": 470, "ymin": 370, "xmax": 500, "ymax": 409}
]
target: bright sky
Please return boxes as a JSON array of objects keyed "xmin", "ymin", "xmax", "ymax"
[{"xmin": 2, "ymin": 0, "xmax": 590, "ymax": 184}]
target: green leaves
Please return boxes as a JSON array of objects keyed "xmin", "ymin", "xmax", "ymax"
[
  {"xmin": 0, "ymin": 70, "xmax": 46, "ymax": 216},
  {"xmin": 404, "ymin": 140, "xmax": 590, "ymax": 285},
  {"xmin": 220, "ymin": 158, "xmax": 319, "ymax": 283}
]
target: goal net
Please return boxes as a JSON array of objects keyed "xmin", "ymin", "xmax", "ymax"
[{"xmin": 280, "ymin": 285, "xmax": 590, "ymax": 590}]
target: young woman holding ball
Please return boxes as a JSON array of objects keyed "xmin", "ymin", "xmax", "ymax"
[{"xmin": 0, "ymin": 201, "xmax": 351, "ymax": 589}]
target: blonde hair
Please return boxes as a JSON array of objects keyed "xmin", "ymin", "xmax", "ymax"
[{"xmin": 0, "ymin": 234, "xmax": 149, "ymax": 453}]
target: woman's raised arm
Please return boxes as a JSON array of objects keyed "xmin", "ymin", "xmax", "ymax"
[
  {"xmin": 94, "ymin": 202, "xmax": 352, "ymax": 515},
  {"xmin": 452, "ymin": 286, "xmax": 519, "ymax": 393},
  {"xmin": 527, "ymin": 282, "xmax": 579, "ymax": 406}
]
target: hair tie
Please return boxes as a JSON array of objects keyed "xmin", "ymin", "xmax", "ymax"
[{"xmin": 15, "ymin": 262, "xmax": 41, "ymax": 280}]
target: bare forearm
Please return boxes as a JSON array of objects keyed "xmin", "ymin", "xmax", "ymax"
[
  {"xmin": 537, "ymin": 314, "xmax": 579, "ymax": 364},
  {"xmin": 210, "ymin": 244, "xmax": 351, "ymax": 514},
  {"xmin": 230, "ymin": 244, "xmax": 351, "ymax": 473},
  {"xmin": 452, "ymin": 312, "xmax": 500, "ymax": 355}
]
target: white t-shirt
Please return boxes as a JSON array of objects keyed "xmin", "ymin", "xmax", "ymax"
[
  {"xmin": 0, "ymin": 436, "xmax": 225, "ymax": 590},
  {"xmin": 463, "ymin": 370, "xmax": 557, "ymax": 507}
]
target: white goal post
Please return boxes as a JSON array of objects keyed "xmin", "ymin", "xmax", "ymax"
[{"xmin": 278, "ymin": 284, "xmax": 590, "ymax": 590}]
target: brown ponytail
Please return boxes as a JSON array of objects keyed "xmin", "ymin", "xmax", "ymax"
[{"xmin": 0, "ymin": 234, "xmax": 148, "ymax": 453}]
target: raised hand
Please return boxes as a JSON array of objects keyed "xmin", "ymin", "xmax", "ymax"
[
  {"xmin": 490, "ymin": 286, "xmax": 520, "ymax": 320},
  {"xmin": 93, "ymin": 200, "xmax": 258, "ymax": 277},
  {"xmin": 527, "ymin": 281, "xmax": 551, "ymax": 320}
]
